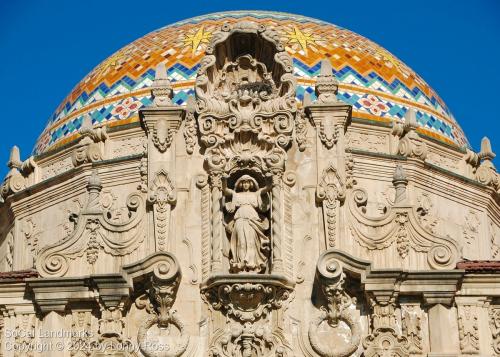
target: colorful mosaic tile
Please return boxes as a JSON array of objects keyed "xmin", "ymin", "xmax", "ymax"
[{"xmin": 34, "ymin": 11, "xmax": 468, "ymax": 155}]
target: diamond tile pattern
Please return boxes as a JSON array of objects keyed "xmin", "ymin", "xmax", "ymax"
[{"xmin": 34, "ymin": 11, "xmax": 467, "ymax": 155}]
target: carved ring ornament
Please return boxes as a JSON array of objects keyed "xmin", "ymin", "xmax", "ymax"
[{"xmin": 308, "ymin": 256, "xmax": 360, "ymax": 357}]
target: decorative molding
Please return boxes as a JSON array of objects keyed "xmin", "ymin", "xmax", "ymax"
[
  {"xmin": 363, "ymin": 299, "xmax": 409, "ymax": 357},
  {"xmin": 21, "ymin": 217, "xmax": 42, "ymax": 266},
  {"xmin": 463, "ymin": 209, "xmax": 480, "ymax": 245},
  {"xmin": 70, "ymin": 310, "xmax": 92, "ymax": 356},
  {"xmin": 295, "ymin": 108, "xmax": 308, "ymax": 151},
  {"xmin": 135, "ymin": 253, "xmax": 189, "ymax": 357},
  {"xmin": 72, "ymin": 114, "xmax": 108, "ymax": 166},
  {"xmin": 1, "ymin": 146, "xmax": 37, "ymax": 199},
  {"xmin": 183, "ymin": 96, "xmax": 198, "ymax": 155},
  {"xmin": 346, "ymin": 166, "xmax": 460, "ymax": 269},
  {"xmin": 457, "ymin": 304, "xmax": 479, "ymax": 354},
  {"xmin": 111, "ymin": 135, "xmax": 146, "ymax": 158},
  {"xmin": 402, "ymin": 304, "xmax": 423, "ymax": 354},
  {"xmin": 41, "ymin": 156, "xmax": 73, "ymax": 181},
  {"xmin": 308, "ymin": 256, "xmax": 360, "ymax": 357},
  {"xmin": 316, "ymin": 164, "xmax": 345, "ymax": 248},
  {"xmin": 489, "ymin": 306, "xmax": 500, "ymax": 355},
  {"xmin": 196, "ymin": 174, "xmax": 211, "ymax": 281},
  {"xmin": 392, "ymin": 109, "xmax": 427, "ymax": 161},
  {"xmin": 37, "ymin": 171, "xmax": 145, "ymax": 277},
  {"xmin": 346, "ymin": 131, "xmax": 386, "ymax": 152},
  {"xmin": 475, "ymin": 137, "xmax": 500, "ymax": 193},
  {"xmin": 147, "ymin": 169, "xmax": 176, "ymax": 252},
  {"xmin": 202, "ymin": 275, "xmax": 293, "ymax": 357}
]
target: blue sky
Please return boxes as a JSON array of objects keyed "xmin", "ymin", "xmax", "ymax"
[{"xmin": 0, "ymin": 0, "xmax": 498, "ymax": 179}]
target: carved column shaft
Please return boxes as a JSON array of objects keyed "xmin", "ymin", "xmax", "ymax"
[
  {"xmin": 210, "ymin": 173, "xmax": 223, "ymax": 273},
  {"xmin": 271, "ymin": 172, "xmax": 284, "ymax": 274}
]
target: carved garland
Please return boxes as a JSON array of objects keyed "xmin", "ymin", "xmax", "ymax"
[
  {"xmin": 37, "ymin": 171, "xmax": 145, "ymax": 277},
  {"xmin": 308, "ymin": 256, "xmax": 360, "ymax": 357},
  {"xmin": 346, "ymin": 187, "xmax": 460, "ymax": 270}
]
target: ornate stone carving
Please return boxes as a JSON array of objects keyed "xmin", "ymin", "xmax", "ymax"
[
  {"xmin": 223, "ymin": 175, "xmax": 271, "ymax": 273},
  {"xmin": 315, "ymin": 58, "xmax": 339, "ymax": 105},
  {"xmin": 346, "ymin": 131, "xmax": 386, "ymax": 152},
  {"xmin": 475, "ymin": 137, "xmax": 500, "ymax": 193},
  {"xmin": 183, "ymin": 96, "xmax": 198, "ymax": 155},
  {"xmin": 463, "ymin": 209, "xmax": 480, "ymax": 245},
  {"xmin": 151, "ymin": 61, "xmax": 173, "ymax": 107},
  {"xmin": 202, "ymin": 275, "xmax": 293, "ymax": 357},
  {"xmin": 195, "ymin": 21, "xmax": 296, "ymax": 276},
  {"xmin": 141, "ymin": 62, "xmax": 182, "ymax": 155},
  {"xmin": 72, "ymin": 114, "xmax": 108, "ymax": 166},
  {"xmin": 111, "ymin": 136, "xmax": 146, "ymax": 158},
  {"xmin": 95, "ymin": 305, "xmax": 134, "ymax": 353},
  {"xmin": 392, "ymin": 109, "xmax": 427, "ymax": 161},
  {"xmin": 5, "ymin": 230, "xmax": 13, "ymax": 270},
  {"xmin": 427, "ymin": 152, "xmax": 458, "ymax": 172},
  {"xmin": 135, "ymin": 253, "xmax": 189, "ymax": 357},
  {"xmin": 416, "ymin": 192, "xmax": 439, "ymax": 234},
  {"xmin": 41, "ymin": 156, "xmax": 73, "ymax": 181},
  {"xmin": 316, "ymin": 164, "xmax": 346, "ymax": 248},
  {"xmin": 401, "ymin": 305, "xmax": 423, "ymax": 354},
  {"xmin": 458, "ymin": 304, "xmax": 479, "ymax": 354},
  {"xmin": 489, "ymin": 306, "xmax": 500, "ymax": 355},
  {"xmin": 148, "ymin": 170, "xmax": 176, "ymax": 252},
  {"xmin": 196, "ymin": 174, "xmax": 211, "ymax": 280},
  {"xmin": 308, "ymin": 256, "xmax": 360, "ymax": 357},
  {"xmin": 296, "ymin": 235, "xmax": 312, "ymax": 284},
  {"xmin": 1, "ymin": 146, "xmax": 37, "ymax": 199},
  {"xmin": 295, "ymin": 107, "xmax": 309, "ymax": 152},
  {"xmin": 363, "ymin": 299, "xmax": 409, "ymax": 357},
  {"xmin": 491, "ymin": 221, "xmax": 500, "ymax": 259},
  {"xmin": 21, "ymin": 217, "xmax": 41, "ymax": 265},
  {"xmin": 13, "ymin": 314, "xmax": 36, "ymax": 357},
  {"xmin": 70, "ymin": 311, "xmax": 92, "ymax": 356},
  {"xmin": 347, "ymin": 165, "xmax": 459, "ymax": 269},
  {"xmin": 138, "ymin": 155, "xmax": 148, "ymax": 193},
  {"xmin": 37, "ymin": 171, "xmax": 145, "ymax": 277}
]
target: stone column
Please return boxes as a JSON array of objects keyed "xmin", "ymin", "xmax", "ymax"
[
  {"xmin": 209, "ymin": 172, "xmax": 223, "ymax": 274},
  {"xmin": 271, "ymin": 171, "xmax": 284, "ymax": 274},
  {"xmin": 140, "ymin": 63, "xmax": 184, "ymax": 253}
]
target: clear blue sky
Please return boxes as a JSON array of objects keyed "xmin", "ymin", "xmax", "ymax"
[{"xmin": 0, "ymin": 0, "xmax": 498, "ymax": 179}]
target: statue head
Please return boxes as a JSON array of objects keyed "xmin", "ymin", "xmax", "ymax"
[{"xmin": 234, "ymin": 175, "xmax": 258, "ymax": 192}]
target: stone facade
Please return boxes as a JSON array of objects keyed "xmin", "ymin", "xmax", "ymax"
[{"xmin": 0, "ymin": 16, "xmax": 500, "ymax": 357}]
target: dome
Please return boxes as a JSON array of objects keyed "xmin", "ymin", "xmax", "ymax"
[{"xmin": 34, "ymin": 11, "xmax": 468, "ymax": 155}]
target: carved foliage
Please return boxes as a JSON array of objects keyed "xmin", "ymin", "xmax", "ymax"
[
  {"xmin": 489, "ymin": 306, "xmax": 500, "ymax": 355},
  {"xmin": 316, "ymin": 165, "xmax": 345, "ymax": 248},
  {"xmin": 347, "ymin": 185, "xmax": 459, "ymax": 269},
  {"xmin": 72, "ymin": 115, "xmax": 107, "ymax": 166},
  {"xmin": 363, "ymin": 300, "xmax": 409, "ymax": 357},
  {"xmin": 463, "ymin": 209, "xmax": 480, "ymax": 245},
  {"xmin": 14, "ymin": 314, "xmax": 36, "ymax": 357},
  {"xmin": 70, "ymin": 311, "xmax": 92, "ymax": 356},
  {"xmin": 202, "ymin": 276, "xmax": 293, "ymax": 357},
  {"xmin": 401, "ymin": 305, "xmax": 423, "ymax": 354},
  {"xmin": 458, "ymin": 305, "xmax": 479, "ymax": 354},
  {"xmin": 37, "ymin": 171, "xmax": 145, "ymax": 277},
  {"xmin": 136, "ymin": 254, "xmax": 189, "ymax": 357},
  {"xmin": 392, "ymin": 109, "xmax": 427, "ymax": 161},
  {"xmin": 148, "ymin": 170, "xmax": 176, "ymax": 251},
  {"xmin": 309, "ymin": 257, "xmax": 360, "ymax": 357}
]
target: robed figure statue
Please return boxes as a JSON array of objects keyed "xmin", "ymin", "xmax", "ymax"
[{"xmin": 223, "ymin": 175, "xmax": 271, "ymax": 273}]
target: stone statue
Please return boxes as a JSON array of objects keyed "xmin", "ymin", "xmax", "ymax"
[{"xmin": 223, "ymin": 175, "xmax": 271, "ymax": 273}]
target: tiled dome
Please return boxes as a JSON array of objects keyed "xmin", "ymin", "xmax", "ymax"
[{"xmin": 34, "ymin": 11, "xmax": 468, "ymax": 155}]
